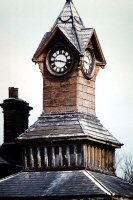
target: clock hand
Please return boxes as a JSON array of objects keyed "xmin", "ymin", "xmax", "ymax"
[
  {"xmin": 54, "ymin": 59, "xmax": 66, "ymax": 63},
  {"xmin": 84, "ymin": 60, "xmax": 89, "ymax": 65}
]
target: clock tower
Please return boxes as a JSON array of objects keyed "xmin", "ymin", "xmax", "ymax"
[
  {"xmin": 17, "ymin": 0, "xmax": 122, "ymax": 175},
  {"xmin": 32, "ymin": 0, "xmax": 106, "ymax": 116},
  {"xmin": 0, "ymin": 1, "xmax": 133, "ymax": 199}
]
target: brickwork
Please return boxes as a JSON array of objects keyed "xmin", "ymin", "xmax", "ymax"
[
  {"xmin": 43, "ymin": 63, "xmax": 99, "ymax": 115},
  {"xmin": 77, "ymin": 70, "xmax": 96, "ymax": 115},
  {"xmin": 43, "ymin": 68, "xmax": 78, "ymax": 113}
]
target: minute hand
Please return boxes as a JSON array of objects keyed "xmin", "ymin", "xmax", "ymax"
[{"xmin": 55, "ymin": 60, "xmax": 66, "ymax": 63}]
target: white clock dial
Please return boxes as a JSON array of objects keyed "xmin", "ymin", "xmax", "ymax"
[
  {"xmin": 46, "ymin": 47, "xmax": 73, "ymax": 76},
  {"xmin": 82, "ymin": 49, "xmax": 95, "ymax": 79}
]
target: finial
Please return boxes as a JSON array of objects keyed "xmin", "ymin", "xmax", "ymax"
[{"xmin": 66, "ymin": 0, "xmax": 72, "ymax": 3}]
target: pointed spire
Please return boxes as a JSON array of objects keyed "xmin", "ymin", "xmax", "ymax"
[
  {"xmin": 52, "ymin": 0, "xmax": 85, "ymax": 30},
  {"xmin": 33, "ymin": 0, "xmax": 94, "ymax": 60},
  {"xmin": 51, "ymin": 0, "xmax": 85, "ymax": 52},
  {"xmin": 33, "ymin": 0, "xmax": 106, "ymax": 67}
]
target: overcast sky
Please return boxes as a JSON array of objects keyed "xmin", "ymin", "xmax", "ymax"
[{"xmin": 0, "ymin": 0, "xmax": 133, "ymax": 156}]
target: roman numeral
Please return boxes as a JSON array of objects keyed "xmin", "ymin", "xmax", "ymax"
[
  {"xmin": 62, "ymin": 50, "xmax": 65, "ymax": 54},
  {"xmin": 57, "ymin": 68, "xmax": 60, "ymax": 72},
  {"xmin": 53, "ymin": 66, "xmax": 57, "ymax": 71},
  {"xmin": 56, "ymin": 51, "xmax": 59, "ymax": 55},
  {"xmin": 65, "ymin": 52, "xmax": 69, "ymax": 56},
  {"xmin": 53, "ymin": 53, "xmax": 57, "ymax": 58},
  {"xmin": 51, "ymin": 61, "xmax": 55, "ymax": 66}
]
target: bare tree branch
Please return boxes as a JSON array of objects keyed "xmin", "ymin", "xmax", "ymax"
[{"xmin": 116, "ymin": 152, "xmax": 133, "ymax": 183}]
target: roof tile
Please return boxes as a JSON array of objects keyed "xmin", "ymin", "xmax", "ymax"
[
  {"xmin": 18, "ymin": 112, "xmax": 121, "ymax": 147},
  {"xmin": 0, "ymin": 170, "xmax": 133, "ymax": 198}
]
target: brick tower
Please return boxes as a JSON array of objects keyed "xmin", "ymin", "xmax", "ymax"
[{"xmin": 0, "ymin": 1, "xmax": 133, "ymax": 199}]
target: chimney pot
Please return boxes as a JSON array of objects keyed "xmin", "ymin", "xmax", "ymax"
[{"xmin": 9, "ymin": 87, "xmax": 18, "ymax": 99}]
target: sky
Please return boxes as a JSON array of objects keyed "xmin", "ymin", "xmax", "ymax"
[{"xmin": 0, "ymin": 0, "xmax": 133, "ymax": 156}]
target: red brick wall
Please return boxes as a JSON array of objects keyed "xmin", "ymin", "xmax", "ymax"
[
  {"xmin": 43, "ymin": 69, "xmax": 77, "ymax": 113},
  {"xmin": 77, "ymin": 70, "xmax": 96, "ymax": 115},
  {"xmin": 43, "ymin": 64, "xmax": 99, "ymax": 115}
]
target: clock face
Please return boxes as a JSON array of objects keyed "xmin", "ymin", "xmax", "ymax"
[
  {"xmin": 46, "ymin": 46, "xmax": 73, "ymax": 76},
  {"xmin": 82, "ymin": 49, "xmax": 95, "ymax": 79}
]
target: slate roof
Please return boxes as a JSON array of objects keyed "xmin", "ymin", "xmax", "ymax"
[
  {"xmin": 0, "ymin": 170, "xmax": 133, "ymax": 198},
  {"xmin": 32, "ymin": 0, "xmax": 101, "ymax": 62},
  {"xmin": 91, "ymin": 171, "xmax": 133, "ymax": 198},
  {"xmin": 18, "ymin": 112, "xmax": 121, "ymax": 147}
]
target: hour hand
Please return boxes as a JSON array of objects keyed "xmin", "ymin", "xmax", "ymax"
[{"xmin": 84, "ymin": 60, "xmax": 89, "ymax": 65}]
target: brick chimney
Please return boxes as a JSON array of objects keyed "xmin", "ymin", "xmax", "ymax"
[{"xmin": 0, "ymin": 87, "xmax": 33, "ymax": 143}]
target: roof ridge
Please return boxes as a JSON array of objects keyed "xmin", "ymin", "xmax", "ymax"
[
  {"xmin": 83, "ymin": 170, "xmax": 113, "ymax": 196},
  {"xmin": 0, "ymin": 172, "xmax": 21, "ymax": 183},
  {"xmin": 68, "ymin": 1, "xmax": 81, "ymax": 52}
]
